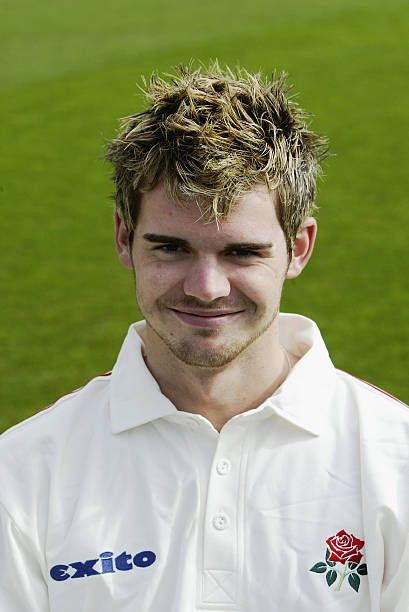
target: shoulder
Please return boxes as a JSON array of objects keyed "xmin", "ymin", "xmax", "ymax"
[
  {"xmin": 0, "ymin": 372, "xmax": 112, "ymax": 458},
  {"xmin": 335, "ymin": 368, "xmax": 407, "ymax": 410},
  {"xmin": 334, "ymin": 368, "xmax": 409, "ymax": 444},
  {"xmin": 0, "ymin": 372, "xmax": 113, "ymax": 528}
]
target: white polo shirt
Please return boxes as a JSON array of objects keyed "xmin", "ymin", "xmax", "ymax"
[{"xmin": 0, "ymin": 313, "xmax": 408, "ymax": 612}]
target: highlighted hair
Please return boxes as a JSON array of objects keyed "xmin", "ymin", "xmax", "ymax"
[{"xmin": 106, "ymin": 62, "xmax": 328, "ymax": 252}]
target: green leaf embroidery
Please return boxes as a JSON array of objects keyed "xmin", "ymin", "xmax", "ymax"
[
  {"xmin": 326, "ymin": 569, "xmax": 337, "ymax": 587},
  {"xmin": 325, "ymin": 548, "xmax": 336, "ymax": 567},
  {"xmin": 357, "ymin": 563, "xmax": 368, "ymax": 576},
  {"xmin": 310, "ymin": 562, "xmax": 327, "ymax": 573},
  {"xmin": 348, "ymin": 561, "xmax": 358, "ymax": 570},
  {"xmin": 348, "ymin": 573, "xmax": 361, "ymax": 592}
]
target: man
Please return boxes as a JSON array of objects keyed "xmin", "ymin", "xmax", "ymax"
[{"xmin": 0, "ymin": 64, "xmax": 408, "ymax": 611}]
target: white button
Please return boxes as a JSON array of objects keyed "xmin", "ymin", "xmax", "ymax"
[
  {"xmin": 216, "ymin": 459, "xmax": 231, "ymax": 475},
  {"xmin": 212, "ymin": 513, "xmax": 229, "ymax": 531}
]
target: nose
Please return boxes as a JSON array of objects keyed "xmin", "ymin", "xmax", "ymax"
[{"xmin": 183, "ymin": 256, "xmax": 231, "ymax": 302}]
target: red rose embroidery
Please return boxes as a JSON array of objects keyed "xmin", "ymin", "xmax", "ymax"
[{"xmin": 326, "ymin": 530, "xmax": 365, "ymax": 565}]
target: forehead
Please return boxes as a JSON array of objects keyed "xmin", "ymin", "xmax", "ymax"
[{"xmin": 136, "ymin": 183, "xmax": 283, "ymax": 243}]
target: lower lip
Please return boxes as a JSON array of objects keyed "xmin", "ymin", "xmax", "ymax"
[{"xmin": 170, "ymin": 310, "xmax": 243, "ymax": 328}]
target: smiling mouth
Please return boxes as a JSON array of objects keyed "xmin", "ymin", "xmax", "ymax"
[
  {"xmin": 171, "ymin": 309, "xmax": 243, "ymax": 317},
  {"xmin": 169, "ymin": 308, "xmax": 244, "ymax": 327}
]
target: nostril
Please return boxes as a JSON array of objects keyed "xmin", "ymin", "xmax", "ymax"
[{"xmin": 183, "ymin": 261, "xmax": 230, "ymax": 301}]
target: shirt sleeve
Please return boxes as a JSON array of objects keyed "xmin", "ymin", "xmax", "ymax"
[
  {"xmin": 382, "ymin": 531, "xmax": 409, "ymax": 612},
  {"xmin": 0, "ymin": 501, "xmax": 49, "ymax": 612}
]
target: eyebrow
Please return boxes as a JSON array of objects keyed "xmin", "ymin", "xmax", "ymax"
[
  {"xmin": 142, "ymin": 233, "xmax": 273, "ymax": 251},
  {"xmin": 143, "ymin": 234, "xmax": 190, "ymax": 248}
]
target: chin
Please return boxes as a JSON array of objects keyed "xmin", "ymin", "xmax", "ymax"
[
  {"xmin": 169, "ymin": 333, "xmax": 258, "ymax": 368},
  {"xmin": 171, "ymin": 350, "xmax": 240, "ymax": 369}
]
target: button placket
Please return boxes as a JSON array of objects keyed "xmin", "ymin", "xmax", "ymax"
[{"xmin": 199, "ymin": 425, "xmax": 248, "ymax": 608}]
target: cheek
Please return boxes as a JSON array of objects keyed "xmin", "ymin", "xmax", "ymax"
[
  {"xmin": 232, "ymin": 265, "xmax": 286, "ymax": 303},
  {"xmin": 135, "ymin": 262, "xmax": 183, "ymax": 302}
]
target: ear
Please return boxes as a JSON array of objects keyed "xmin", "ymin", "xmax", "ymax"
[
  {"xmin": 114, "ymin": 211, "xmax": 133, "ymax": 270},
  {"xmin": 286, "ymin": 217, "xmax": 317, "ymax": 279}
]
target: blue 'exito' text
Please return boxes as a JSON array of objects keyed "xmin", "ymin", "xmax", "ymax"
[{"xmin": 50, "ymin": 549, "xmax": 156, "ymax": 581}]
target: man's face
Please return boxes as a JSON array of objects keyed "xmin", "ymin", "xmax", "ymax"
[{"xmin": 116, "ymin": 183, "xmax": 313, "ymax": 368}]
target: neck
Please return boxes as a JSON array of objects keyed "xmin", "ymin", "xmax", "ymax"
[{"xmin": 140, "ymin": 322, "xmax": 295, "ymax": 432}]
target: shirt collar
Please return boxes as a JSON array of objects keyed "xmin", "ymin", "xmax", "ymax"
[
  {"xmin": 265, "ymin": 312, "xmax": 335, "ymax": 436},
  {"xmin": 109, "ymin": 321, "xmax": 177, "ymax": 433},
  {"xmin": 109, "ymin": 313, "xmax": 335, "ymax": 436}
]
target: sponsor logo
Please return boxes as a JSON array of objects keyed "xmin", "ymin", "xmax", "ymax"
[{"xmin": 50, "ymin": 549, "xmax": 156, "ymax": 582}]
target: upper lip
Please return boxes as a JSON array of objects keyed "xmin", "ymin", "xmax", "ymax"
[{"xmin": 170, "ymin": 308, "xmax": 243, "ymax": 317}]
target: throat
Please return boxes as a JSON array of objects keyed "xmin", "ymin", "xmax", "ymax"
[
  {"xmin": 139, "ymin": 318, "xmax": 294, "ymax": 431},
  {"xmin": 143, "ymin": 344, "xmax": 294, "ymax": 432}
]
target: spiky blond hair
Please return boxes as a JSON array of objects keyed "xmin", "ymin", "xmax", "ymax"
[{"xmin": 106, "ymin": 62, "xmax": 328, "ymax": 252}]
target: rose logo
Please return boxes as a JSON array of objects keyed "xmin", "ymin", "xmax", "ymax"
[{"xmin": 310, "ymin": 530, "xmax": 367, "ymax": 592}]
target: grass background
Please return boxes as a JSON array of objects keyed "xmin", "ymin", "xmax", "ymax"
[{"xmin": 1, "ymin": 0, "xmax": 408, "ymax": 432}]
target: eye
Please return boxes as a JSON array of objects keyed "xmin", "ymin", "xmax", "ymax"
[
  {"xmin": 156, "ymin": 244, "xmax": 178, "ymax": 252},
  {"xmin": 228, "ymin": 248, "xmax": 259, "ymax": 258},
  {"xmin": 153, "ymin": 244, "xmax": 186, "ymax": 255}
]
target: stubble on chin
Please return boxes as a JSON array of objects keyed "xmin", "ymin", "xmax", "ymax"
[{"xmin": 145, "ymin": 308, "xmax": 278, "ymax": 369}]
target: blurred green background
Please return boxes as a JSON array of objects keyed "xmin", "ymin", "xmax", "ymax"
[{"xmin": 1, "ymin": 0, "xmax": 408, "ymax": 432}]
